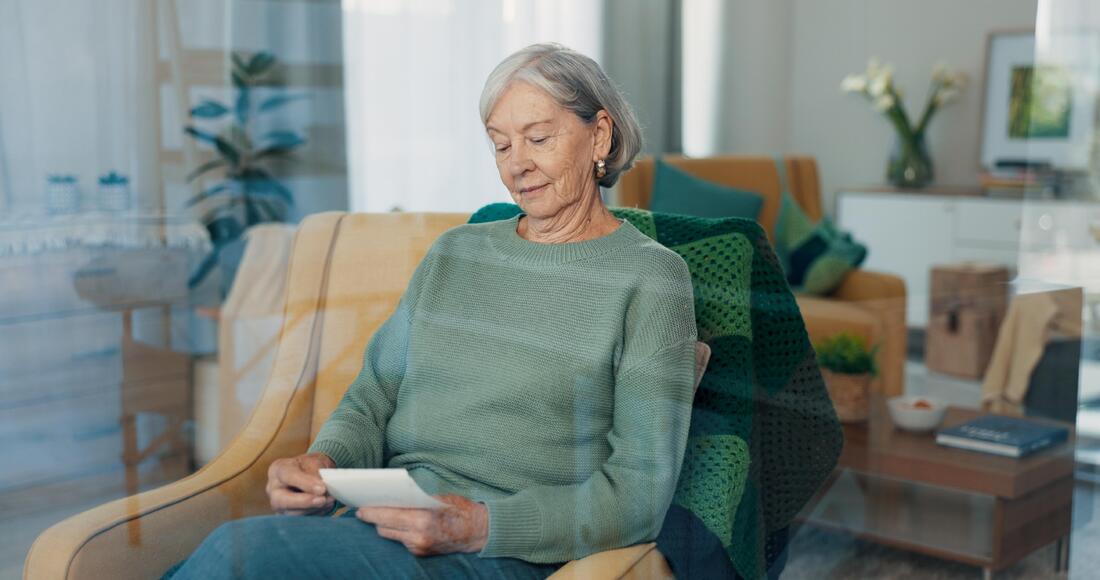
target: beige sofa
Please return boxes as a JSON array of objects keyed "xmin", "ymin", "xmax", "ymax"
[
  {"xmin": 24, "ymin": 212, "xmax": 676, "ymax": 579},
  {"xmin": 618, "ymin": 155, "xmax": 907, "ymax": 395}
]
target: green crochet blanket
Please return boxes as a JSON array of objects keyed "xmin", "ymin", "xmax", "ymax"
[{"xmin": 469, "ymin": 204, "xmax": 842, "ymax": 579}]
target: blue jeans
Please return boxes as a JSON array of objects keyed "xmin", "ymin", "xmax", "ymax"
[
  {"xmin": 166, "ymin": 504, "xmax": 733, "ymax": 579},
  {"xmin": 166, "ymin": 507, "xmax": 558, "ymax": 580}
]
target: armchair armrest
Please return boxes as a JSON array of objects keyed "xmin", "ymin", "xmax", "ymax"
[
  {"xmin": 832, "ymin": 268, "xmax": 907, "ymax": 395},
  {"xmin": 832, "ymin": 268, "xmax": 906, "ymax": 302},
  {"xmin": 549, "ymin": 543, "xmax": 673, "ymax": 580},
  {"xmin": 24, "ymin": 213, "xmax": 344, "ymax": 580}
]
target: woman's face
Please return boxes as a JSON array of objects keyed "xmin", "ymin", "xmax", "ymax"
[{"xmin": 485, "ymin": 82, "xmax": 612, "ymax": 219}]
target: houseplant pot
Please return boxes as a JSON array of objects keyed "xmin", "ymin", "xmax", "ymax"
[
  {"xmin": 820, "ymin": 369, "xmax": 872, "ymax": 422},
  {"xmin": 815, "ymin": 331, "xmax": 879, "ymax": 423}
]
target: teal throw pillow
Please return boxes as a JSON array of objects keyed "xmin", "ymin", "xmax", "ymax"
[
  {"xmin": 774, "ymin": 192, "xmax": 867, "ymax": 296},
  {"xmin": 649, "ymin": 159, "xmax": 764, "ymax": 220}
]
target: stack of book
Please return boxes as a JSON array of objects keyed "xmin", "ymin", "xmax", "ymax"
[
  {"xmin": 936, "ymin": 414, "xmax": 1070, "ymax": 458},
  {"xmin": 980, "ymin": 161, "xmax": 1063, "ymax": 198}
]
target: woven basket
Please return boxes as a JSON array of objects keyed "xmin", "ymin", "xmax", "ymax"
[{"xmin": 821, "ymin": 369, "xmax": 871, "ymax": 423}]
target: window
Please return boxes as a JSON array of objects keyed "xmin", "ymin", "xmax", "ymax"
[{"xmin": 342, "ymin": 0, "xmax": 601, "ymax": 212}]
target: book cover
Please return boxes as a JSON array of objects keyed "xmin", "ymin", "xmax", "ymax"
[{"xmin": 935, "ymin": 414, "xmax": 1069, "ymax": 458}]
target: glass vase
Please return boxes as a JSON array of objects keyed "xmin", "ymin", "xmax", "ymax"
[{"xmin": 887, "ymin": 133, "xmax": 933, "ymax": 188}]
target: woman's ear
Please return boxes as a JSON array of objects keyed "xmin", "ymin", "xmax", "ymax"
[{"xmin": 592, "ymin": 109, "xmax": 613, "ymax": 160}]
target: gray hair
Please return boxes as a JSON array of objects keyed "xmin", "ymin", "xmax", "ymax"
[{"xmin": 479, "ymin": 43, "xmax": 643, "ymax": 188}]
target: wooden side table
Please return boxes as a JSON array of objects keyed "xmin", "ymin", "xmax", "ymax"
[{"xmin": 799, "ymin": 398, "xmax": 1076, "ymax": 579}]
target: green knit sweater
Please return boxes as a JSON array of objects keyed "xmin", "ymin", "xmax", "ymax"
[
  {"xmin": 309, "ymin": 213, "xmax": 699, "ymax": 564},
  {"xmin": 466, "ymin": 204, "xmax": 844, "ymax": 580}
]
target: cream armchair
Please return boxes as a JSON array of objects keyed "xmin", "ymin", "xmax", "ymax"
[{"xmin": 24, "ymin": 212, "xmax": 677, "ymax": 579}]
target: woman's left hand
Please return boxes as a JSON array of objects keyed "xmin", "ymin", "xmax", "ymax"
[{"xmin": 356, "ymin": 494, "xmax": 489, "ymax": 556}]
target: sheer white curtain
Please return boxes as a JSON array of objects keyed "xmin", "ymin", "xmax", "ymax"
[
  {"xmin": 342, "ymin": 0, "xmax": 602, "ymax": 213},
  {"xmin": 0, "ymin": 0, "xmax": 161, "ymax": 213},
  {"xmin": 681, "ymin": 0, "xmax": 723, "ymax": 157}
]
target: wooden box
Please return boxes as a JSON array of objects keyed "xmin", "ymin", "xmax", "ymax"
[{"xmin": 925, "ymin": 263, "xmax": 1009, "ymax": 379}]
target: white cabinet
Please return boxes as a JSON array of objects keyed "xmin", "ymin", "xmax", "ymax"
[
  {"xmin": 838, "ymin": 193, "xmax": 955, "ymax": 326},
  {"xmin": 837, "ymin": 191, "xmax": 1100, "ymax": 327}
]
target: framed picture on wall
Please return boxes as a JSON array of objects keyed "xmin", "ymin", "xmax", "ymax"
[{"xmin": 980, "ymin": 30, "xmax": 1099, "ymax": 170}]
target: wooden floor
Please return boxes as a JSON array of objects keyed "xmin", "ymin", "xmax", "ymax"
[{"xmin": 0, "ymin": 457, "xmax": 189, "ymax": 580}]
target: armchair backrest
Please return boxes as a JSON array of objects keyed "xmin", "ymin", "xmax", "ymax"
[
  {"xmin": 616, "ymin": 155, "xmax": 824, "ymax": 241},
  {"xmin": 306, "ymin": 212, "xmax": 469, "ymax": 439}
]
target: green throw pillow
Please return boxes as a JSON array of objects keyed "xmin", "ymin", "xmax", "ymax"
[
  {"xmin": 774, "ymin": 192, "xmax": 867, "ymax": 296},
  {"xmin": 649, "ymin": 158, "xmax": 764, "ymax": 220}
]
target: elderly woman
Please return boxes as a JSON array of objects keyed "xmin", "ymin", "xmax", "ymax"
[{"xmin": 169, "ymin": 43, "xmax": 733, "ymax": 579}]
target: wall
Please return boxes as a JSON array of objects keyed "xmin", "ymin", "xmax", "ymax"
[
  {"xmin": 715, "ymin": 0, "xmax": 794, "ymax": 156},
  {"xmin": 790, "ymin": 0, "xmax": 1038, "ymax": 210},
  {"xmin": 712, "ymin": 0, "xmax": 1038, "ymax": 212}
]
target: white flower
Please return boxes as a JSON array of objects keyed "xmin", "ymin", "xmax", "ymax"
[
  {"xmin": 934, "ymin": 88, "xmax": 960, "ymax": 106},
  {"xmin": 869, "ymin": 75, "xmax": 890, "ymax": 97},
  {"xmin": 880, "ymin": 64, "xmax": 895, "ymax": 84},
  {"xmin": 874, "ymin": 94, "xmax": 896, "ymax": 111},
  {"xmin": 865, "ymin": 60, "xmax": 895, "ymax": 97},
  {"xmin": 841, "ymin": 74, "xmax": 868, "ymax": 93},
  {"xmin": 865, "ymin": 57, "xmax": 883, "ymax": 79},
  {"xmin": 932, "ymin": 61, "xmax": 950, "ymax": 83},
  {"xmin": 932, "ymin": 62, "xmax": 968, "ymax": 90}
]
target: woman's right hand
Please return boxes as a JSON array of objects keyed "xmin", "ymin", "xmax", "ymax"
[{"xmin": 266, "ymin": 452, "xmax": 337, "ymax": 516}]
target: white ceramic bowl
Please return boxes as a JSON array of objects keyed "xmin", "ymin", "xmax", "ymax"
[{"xmin": 887, "ymin": 395, "xmax": 948, "ymax": 432}]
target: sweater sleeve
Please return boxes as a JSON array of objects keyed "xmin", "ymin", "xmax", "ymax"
[
  {"xmin": 479, "ymin": 252, "xmax": 698, "ymax": 563},
  {"xmin": 307, "ymin": 246, "xmax": 436, "ymax": 469}
]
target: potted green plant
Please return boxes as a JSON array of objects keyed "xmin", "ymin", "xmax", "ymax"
[
  {"xmin": 815, "ymin": 332, "xmax": 879, "ymax": 422},
  {"xmin": 183, "ymin": 50, "xmax": 307, "ymax": 295}
]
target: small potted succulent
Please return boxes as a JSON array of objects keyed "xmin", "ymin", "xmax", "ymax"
[{"xmin": 815, "ymin": 332, "xmax": 879, "ymax": 422}]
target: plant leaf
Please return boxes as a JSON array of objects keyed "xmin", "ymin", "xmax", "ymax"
[
  {"xmin": 184, "ymin": 126, "xmax": 219, "ymax": 146},
  {"xmin": 243, "ymin": 197, "xmax": 264, "ymax": 225},
  {"xmin": 254, "ymin": 197, "xmax": 289, "ymax": 222},
  {"xmin": 188, "ymin": 250, "xmax": 221, "ymax": 289},
  {"xmin": 231, "ymin": 69, "xmax": 247, "ymax": 89},
  {"xmin": 238, "ymin": 169, "xmax": 294, "ymax": 204},
  {"xmin": 186, "ymin": 127, "xmax": 241, "ymax": 167},
  {"xmin": 242, "ymin": 177, "xmax": 294, "ymax": 204},
  {"xmin": 235, "ymin": 88, "xmax": 251, "ymax": 125},
  {"xmin": 239, "ymin": 166, "xmax": 274, "ymax": 181},
  {"xmin": 214, "ymin": 137, "xmax": 241, "ymax": 166},
  {"xmin": 205, "ymin": 215, "xmax": 244, "ymax": 244},
  {"xmin": 185, "ymin": 159, "xmax": 228, "ymax": 183},
  {"xmin": 253, "ymin": 145, "xmax": 298, "ymax": 160},
  {"xmin": 184, "ymin": 183, "xmax": 232, "ymax": 207},
  {"xmin": 247, "ymin": 52, "xmax": 276, "ymax": 76},
  {"xmin": 261, "ymin": 131, "xmax": 305, "ymax": 149},
  {"xmin": 245, "ymin": 196, "xmax": 271, "ymax": 221},
  {"xmin": 190, "ymin": 100, "xmax": 229, "ymax": 119},
  {"xmin": 258, "ymin": 94, "xmax": 307, "ymax": 112},
  {"xmin": 231, "ymin": 53, "xmax": 249, "ymax": 76},
  {"xmin": 198, "ymin": 204, "xmax": 238, "ymax": 228}
]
